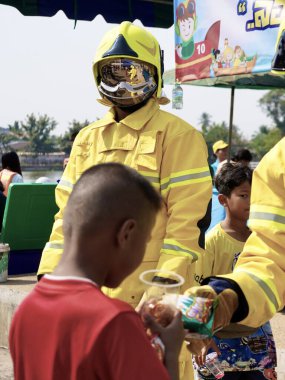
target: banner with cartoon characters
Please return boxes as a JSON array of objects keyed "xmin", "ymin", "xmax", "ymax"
[{"xmin": 174, "ymin": 0, "xmax": 285, "ymax": 82}]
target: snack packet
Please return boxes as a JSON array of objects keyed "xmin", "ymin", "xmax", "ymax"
[{"xmin": 177, "ymin": 295, "xmax": 218, "ymax": 338}]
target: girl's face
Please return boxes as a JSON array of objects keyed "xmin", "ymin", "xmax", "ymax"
[{"xmin": 179, "ymin": 18, "xmax": 195, "ymax": 42}]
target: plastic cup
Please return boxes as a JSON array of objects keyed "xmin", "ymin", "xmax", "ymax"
[
  {"xmin": 0, "ymin": 243, "xmax": 10, "ymax": 283},
  {"xmin": 140, "ymin": 269, "xmax": 185, "ymax": 305},
  {"xmin": 139, "ymin": 269, "xmax": 185, "ymax": 326},
  {"xmin": 204, "ymin": 352, "xmax": 224, "ymax": 379},
  {"xmin": 139, "ymin": 270, "xmax": 185, "ymax": 360}
]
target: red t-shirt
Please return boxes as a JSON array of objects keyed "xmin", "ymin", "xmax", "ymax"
[{"xmin": 9, "ymin": 276, "xmax": 170, "ymax": 380}]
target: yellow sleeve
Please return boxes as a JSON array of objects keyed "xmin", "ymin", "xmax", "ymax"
[
  {"xmin": 193, "ymin": 233, "xmax": 215, "ymax": 285},
  {"xmin": 221, "ymin": 137, "xmax": 285, "ymax": 327},
  {"xmin": 156, "ymin": 128, "xmax": 212, "ymax": 286},
  {"xmin": 37, "ymin": 134, "xmax": 80, "ymax": 275}
]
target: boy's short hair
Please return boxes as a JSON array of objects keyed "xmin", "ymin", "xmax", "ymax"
[
  {"xmin": 215, "ymin": 162, "xmax": 252, "ymax": 197},
  {"xmin": 63, "ymin": 163, "xmax": 162, "ymax": 235}
]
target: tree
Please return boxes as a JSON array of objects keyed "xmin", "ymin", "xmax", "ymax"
[
  {"xmin": 8, "ymin": 114, "xmax": 57, "ymax": 154},
  {"xmin": 199, "ymin": 114, "xmax": 248, "ymax": 159},
  {"xmin": 199, "ymin": 112, "xmax": 212, "ymax": 135},
  {"xmin": 202, "ymin": 121, "xmax": 229, "ymax": 145},
  {"xmin": 0, "ymin": 127, "xmax": 14, "ymax": 153},
  {"xmin": 249, "ymin": 126, "xmax": 282, "ymax": 159},
  {"xmin": 59, "ymin": 119, "xmax": 89, "ymax": 154},
  {"xmin": 259, "ymin": 89, "xmax": 285, "ymax": 136}
]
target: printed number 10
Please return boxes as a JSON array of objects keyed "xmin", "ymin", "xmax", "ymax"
[{"xmin": 197, "ymin": 43, "xmax": 206, "ymax": 55}]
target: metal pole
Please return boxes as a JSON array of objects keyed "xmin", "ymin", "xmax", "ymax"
[{"xmin": 228, "ymin": 86, "xmax": 235, "ymax": 162}]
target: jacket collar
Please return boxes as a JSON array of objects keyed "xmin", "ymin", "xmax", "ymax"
[{"xmin": 91, "ymin": 98, "xmax": 159, "ymax": 131}]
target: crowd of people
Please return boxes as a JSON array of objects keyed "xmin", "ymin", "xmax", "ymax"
[{"xmin": 4, "ymin": 21, "xmax": 285, "ymax": 380}]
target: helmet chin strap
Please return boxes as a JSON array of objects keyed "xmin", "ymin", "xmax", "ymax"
[
  {"xmin": 116, "ymin": 97, "xmax": 151, "ymax": 110},
  {"xmin": 97, "ymin": 93, "xmax": 154, "ymax": 111}
]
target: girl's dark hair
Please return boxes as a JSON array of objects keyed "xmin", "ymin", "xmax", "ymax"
[
  {"xmin": 232, "ymin": 148, "xmax": 252, "ymax": 163},
  {"xmin": 215, "ymin": 163, "xmax": 252, "ymax": 197},
  {"xmin": 1, "ymin": 151, "xmax": 22, "ymax": 176}
]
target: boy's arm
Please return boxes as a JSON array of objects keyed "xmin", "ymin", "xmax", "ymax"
[{"xmin": 156, "ymin": 129, "xmax": 212, "ymax": 283}]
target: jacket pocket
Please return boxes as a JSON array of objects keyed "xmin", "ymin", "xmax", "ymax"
[
  {"xmin": 74, "ymin": 141, "xmax": 94, "ymax": 180},
  {"xmin": 134, "ymin": 131, "xmax": 161, "ymax": 171}
]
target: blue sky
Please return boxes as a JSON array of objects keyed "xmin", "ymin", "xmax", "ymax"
[{"xmin": 0, "ymin": 5, "xmax": 272, "ymax": 139}]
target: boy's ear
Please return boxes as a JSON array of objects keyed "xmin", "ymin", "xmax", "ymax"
[
  {"xmin": 218, "ymin": 193, "xmax": 228, "ymax": 207},
  {"xmin": 116, "ymin": 219, "xmax": 136, "ymax": 248}
]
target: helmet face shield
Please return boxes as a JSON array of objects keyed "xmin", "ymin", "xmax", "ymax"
[{"xmin": 98, "ymin": 58, "xmax": 157, "ymax": 107}]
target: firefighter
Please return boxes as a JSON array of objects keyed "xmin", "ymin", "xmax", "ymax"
[{"xmin": 38, "ymin": 21, "xmax": 212, "ymax": 379}]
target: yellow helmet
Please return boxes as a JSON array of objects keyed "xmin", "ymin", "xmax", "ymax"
[{"xmin": 93, "ymin": 21, "xmax": 164, "ymax": 100}]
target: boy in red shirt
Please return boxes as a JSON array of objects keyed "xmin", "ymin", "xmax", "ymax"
[{"xmin": 9, "ymin": 163, "xmax": 185, "ymax": 380}]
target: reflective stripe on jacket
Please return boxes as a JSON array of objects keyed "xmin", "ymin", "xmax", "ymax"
[
  {"xmin": 0, "ymin": 169, "xmax": 17, "ymax": 196},
  {"xmin": 221, "ymin": 137, "xmax": 285, "ymax": 327},
  {"xmin": 38, "ymin": 97, "xmax": 212, "ymax": 306}
]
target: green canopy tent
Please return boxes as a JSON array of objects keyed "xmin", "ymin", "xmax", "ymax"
[{"xmin": 0, "ymin": 0, "xmax": 174, "ymax": 28}]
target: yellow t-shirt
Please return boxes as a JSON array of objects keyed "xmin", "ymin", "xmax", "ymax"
[{"xmin": 194, "ymin": 223, "xmax": 245, "ymax": 281}]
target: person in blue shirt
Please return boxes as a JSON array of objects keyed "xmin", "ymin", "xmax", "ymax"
[
  {"xmin": 208, "ymin": 140, "xmax": 228, "ymax": 231},
  {"xmin": 210, "ymin": 140, "xmax": 228, "ymax": 176}
]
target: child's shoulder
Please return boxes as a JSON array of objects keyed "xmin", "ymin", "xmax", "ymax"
[
  {"xmin": 82, "ymin": 285, "xmax": 135, "ymax": 316},
  {"xmin": 205, "ymin": 224, "xmax": 228, "ymax": 253},
  {"xmin": 206, "ymin": 223, "xmax": 224, "ymax": 242},
  {"xmin": 105, "ymin": 294, "xmax": 135, "ymax": 315}
]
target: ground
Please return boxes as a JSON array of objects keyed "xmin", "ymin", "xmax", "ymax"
[
  {"xmin": 0, "ymin": 348, "xmax": 13, "ymax": 380},
  {"xmin": 1, "ymin": 312, "xmax": 285, "ymax": 380}
]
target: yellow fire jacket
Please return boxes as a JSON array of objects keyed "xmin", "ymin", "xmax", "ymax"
[
  {"xmin": 38, "ymin": 98, "xmax": 212, "ymax": 304},
  {"xmin": 222, "ymin": 137, "xmax": 285, "ymax": 327}
]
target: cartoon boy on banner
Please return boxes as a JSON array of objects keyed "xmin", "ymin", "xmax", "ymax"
[
  {"xmin": 175, "ymin": 0, "xmax": 197, "ymax": 60},
  {"xmin": 174, "ymin": 0, "xmax": 284, "ymax": 83}
]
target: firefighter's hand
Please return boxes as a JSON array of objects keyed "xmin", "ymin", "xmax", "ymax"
[{"xmin": 184, "ymin": 285, "xmax": 239, "ymax": 333}]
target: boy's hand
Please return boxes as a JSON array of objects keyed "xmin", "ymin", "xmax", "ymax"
[
  {"xmin": 143, "ymin": 311, "xmax": 185, "ymax": 358},
  {"xmin": 190, "ymin": 339, "xmax": 220, "ymax": 367},
  {"xmin": 185, "ymin": 336, "xmax": 211, "ymax": 356}
]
